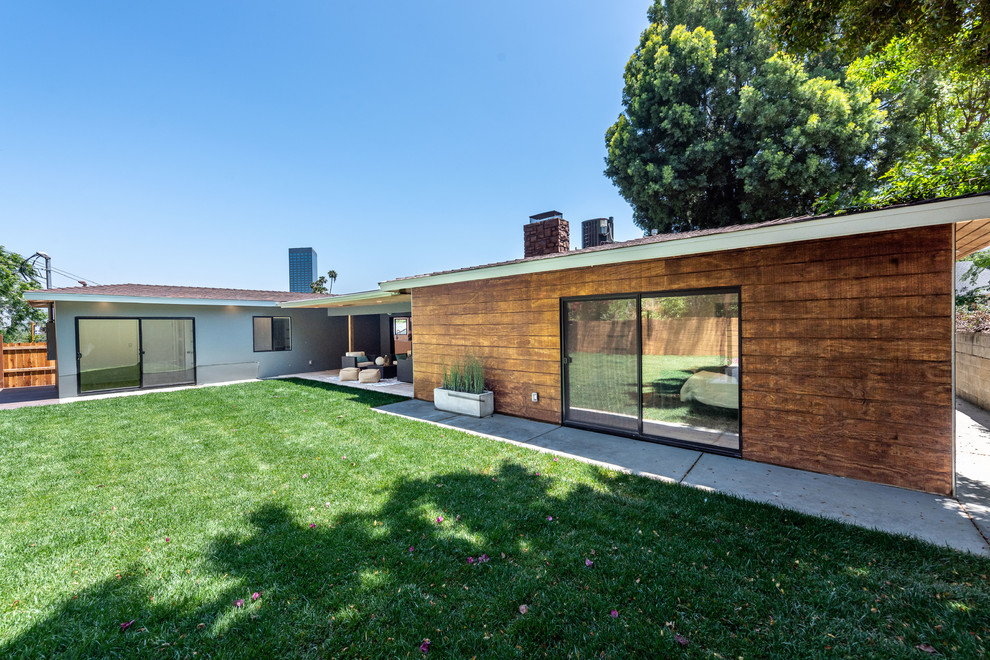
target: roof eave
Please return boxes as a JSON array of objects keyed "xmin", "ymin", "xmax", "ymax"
[
  {"xmin": 22, "ymin": 292, "xmax": 285, "ymax": 307},
  {"xmin": 277, "ymin": 290, "xmax": 409, "ymax": 309},
  {"xmin": 379, "ymin": 195, "xmax": 990, "ymax": 291}
]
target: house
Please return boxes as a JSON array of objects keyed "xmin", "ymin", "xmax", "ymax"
[{"xmin": 25, "ymin": 193, "xmax": 990, "ymax": 496}]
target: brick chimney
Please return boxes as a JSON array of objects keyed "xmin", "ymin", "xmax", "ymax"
[{"xmin": 524, "ymin": 210, "xmax": 570, "ymax": 258}]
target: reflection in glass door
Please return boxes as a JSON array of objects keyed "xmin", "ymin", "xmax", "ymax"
[
  {"xmin": 563, "ymin": 297, "xmax": 639, "ymax": 432},
  {"xmin": 76, "ymin": 317, "xmax": 196, "ymax": 394},
  {"xmin": 640, "ymin": 292, "xmax": 739, "ymax": 451},
  {"xmin": 141, "ymin": 319, "xmax": 196, "ymax": 387},
  {"xmin": 562, "ymin": 289, "xmax": 740, "ymax": 454},
  {"xmin": 77, "ymin": 319, "xmax": 141, "ymax": 393}
]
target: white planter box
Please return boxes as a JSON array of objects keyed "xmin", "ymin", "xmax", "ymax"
[{"xmin": 434, "ymin": 388, "xmax": 494, "ymax": 418}]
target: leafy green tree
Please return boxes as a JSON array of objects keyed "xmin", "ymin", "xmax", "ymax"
[
  {"xmin": 749, "ymin": 0, "xmax": 989, "ymax": 75},
  {"xmin": 605, "ymin": 0, "xmax": 882, "ymax": 233},
  {"xmin": 310, "ymin": 269, "xmax": 339, "ymax": 295},
  {"xmin": 0, "ymin": 246, "xmax": 46, "ymax": 342},
  {"xmin": 815, "ymin": 36, "xmax": 990, "ymax": 211}
]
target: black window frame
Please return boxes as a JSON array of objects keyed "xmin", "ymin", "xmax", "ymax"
[
  {"xmin": 253, "ymin": 315, "xmax": 292, "ymax": 352},
  {"xmin": 560, "ymin": 286, "xmax": 742, "ymax": 458},
  {"xmin": 74, "ymin": 316, "xmax": 197, "ymax": 395}
]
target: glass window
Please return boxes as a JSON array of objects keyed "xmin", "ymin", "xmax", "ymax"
[
  {"xmin": 254, "ymin": 316, "xmax": 291, "ymax": 352},
  {"xmin": 640, "ymin": 292, "xmax": 739, "ymax": 450}
]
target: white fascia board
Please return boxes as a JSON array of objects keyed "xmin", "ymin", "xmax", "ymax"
[
  {"xmin": 324, "ymin": 301, "xmax": 412, "ymax": 317},
  {"xmin": 278, "ymin": 290, "xmax": 406, "ymax": 308},
  {"xmin": 379, "ymin": 195, "xmax": 990, "ymax": 291},
  {"xmin": 22, "ymin": 292, "xmax": 281, "ymax": 307}
]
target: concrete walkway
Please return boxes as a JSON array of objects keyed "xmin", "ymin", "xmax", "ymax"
[
  {"xmin": 377, "ymin": 399, "xmax": 990, "ymax": 556},
  {"xmin": 956, "ymin": 399, "xmax": 990, "ymax": 544}
]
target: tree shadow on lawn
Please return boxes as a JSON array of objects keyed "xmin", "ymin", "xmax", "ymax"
[
  {"xmin": 279, "ymin": 377, "xmax": 408, "ymax": 408},
  {"xmin": 5, "ymin": 461, "xmax": 990, "ymax": 658}
]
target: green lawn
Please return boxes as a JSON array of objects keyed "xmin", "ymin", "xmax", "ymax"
[{"xmin": 1, "ymin": 379, "xmax": 988, "ymax": 658}]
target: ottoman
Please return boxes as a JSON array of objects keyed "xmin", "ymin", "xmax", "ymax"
[
  {"xmin": 339, "ymin": 367, "xmax": 360, "ymax": 381},
  {"xmin": 358, "ymin": 368, "xmax": 381, "ymax": 383}
]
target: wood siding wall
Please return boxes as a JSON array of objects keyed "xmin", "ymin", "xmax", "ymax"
[
  {"xmin": 0, "ymin": 339, "xmax": 57, "ymax": 388},
  {"xmin": 412, "ymin": 226, "xmax": 954, "ymax": 494}
]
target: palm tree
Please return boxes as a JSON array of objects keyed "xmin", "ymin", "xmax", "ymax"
[{"xmin": 326, "ymin": 270, "xmax": 338, "ymax": 294}]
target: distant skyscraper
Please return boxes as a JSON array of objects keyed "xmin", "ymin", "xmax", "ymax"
[{"xmin": 288, "ymin": 247, "xmax": 317, "ymax": 293}]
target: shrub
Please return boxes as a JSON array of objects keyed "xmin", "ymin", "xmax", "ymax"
[{"xmin": 441, "ymin": 357, "xmax": 486, "ymax": 394}]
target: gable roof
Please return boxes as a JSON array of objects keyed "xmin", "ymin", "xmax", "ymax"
[
  {"xmin": 380, "ymin": 193, "xmax": 990, "ymax": 291},
  {"xmin": 24, "ymin": 284, "xmax": 326, "ymax": 307}
]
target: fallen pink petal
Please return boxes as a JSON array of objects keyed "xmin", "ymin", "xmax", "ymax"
[
  {"xmin": 164, "ymin": 537, "xmax": 170, "ymax": 542},
  {"xmin": 519, "ymin": 604, "xmax": 529, "ymax": 614},
  {"xmin": 611, "ymin": 609, "xmax": 619, "ymax": 618},
  {"xmin": 120, "ymin": 620, "xmax": 135, "ymax": 632},
  {"xmin": 479, "ymin": 553, "xmax": 489, "ymax": 563},
  {"xmin": 252, "ymin": 591, "xmax": 261, "ymax": 601},
  {"xmin": 467, "ymin": 556, "xmax": 475, "ymax": 564},
  {"xmin": 234, "ymin": 599, "xmax": 244, "ymax": 608},
  {"xmin": 436, "ymin": 516, "xmax": 443, "ymax": 523},
  {"xmin": 310, "ymin": 523, "xmax": 317, "ymax": 529},
  {"xmin": 409, "ymin": 546, "xmax": 414, "ymax": 552},
  {"xmin": 302, "ymin": 474, "xmax": 309, "ymax": 479},
  {"xmin": 585, "ymin": 558, "xmax": 594, "ymax": 567},
  {"xmin": 674, "ymin": 634, "xmax": 689, "ymax": 647},
  {"xmin": 547, "ymin": 516, "xmax": 553, "ymax": 521},
  {"xmin": 420, "ymin": 638, "xmax": 431, "ymax": 654}
]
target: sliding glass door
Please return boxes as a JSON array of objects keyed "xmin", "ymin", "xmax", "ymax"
[
  {"xmin": 76, "ymin": 317, "xmax": 196, "ymax": 394},
  {"xmin": 562, "ymin": 289, "xmax": 740, "ymax": 454},
  {"xmin": 141, "ymin": 319, "xmax": 196, "ymax": 387},
  {"xmin": 563, "ymin": 297, "xmax": 640, "ymax": 432},
  {"xmin": 77, "ymin": 319, "xmax": 141, "ymax": 393},
  {"xmin": 640, "ymin": 292, "xmax": 739, "ymax": 450}
]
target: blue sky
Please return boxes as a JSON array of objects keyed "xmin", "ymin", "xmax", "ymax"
[{"xmin": 1, "ymin": 1, "xmax": 653, "ymax": 293}]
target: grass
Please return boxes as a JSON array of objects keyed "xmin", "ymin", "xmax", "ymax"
[
  {"xmin": 568, "ymin": 352, "xmax": 737, "ymax": 431},
  {"xmin": 0, "ymin": 379, "xmax": 988, "ymax": 658}
]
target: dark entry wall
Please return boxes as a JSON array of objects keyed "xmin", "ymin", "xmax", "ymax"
[
  {"xmin": 411, "ymin": 226, "xmax": 955, "ymax": 495},
  {"xmin": 349, "ymin": 314, "xmax": 382, "ymax": 358}
]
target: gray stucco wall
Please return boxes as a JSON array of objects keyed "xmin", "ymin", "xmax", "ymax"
[{"xmin": 53, "ymin": 300, "xmax": 347, "ymax": 398}]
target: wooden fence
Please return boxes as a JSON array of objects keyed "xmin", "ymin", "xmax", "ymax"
[
  {"xmin": 566, "ymin": 317, "xmax": 739, "ymax": 357},
  {"xmin": 0, "ymin": 335, "xmax": 57, "ymax": 388}
]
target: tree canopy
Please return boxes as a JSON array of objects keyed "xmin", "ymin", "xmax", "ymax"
[
  {"xmin": 0, "ymin": 246, "xmax": 46, "ymax": 342},
  {"xmin": 605, "ymin": 0, "xmax": 882, "ymax": 234},
  {"xmin": 310, "ymin": 269, "xmax": 338, "ymax": 295},
  {"xmin": 750, "ymin": 0, "xmax": 989, "ymax": 75}
]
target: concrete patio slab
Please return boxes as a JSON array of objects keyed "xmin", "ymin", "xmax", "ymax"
[
  {"xmin": 0, "ymin": 385, "xmax": 59, "ymax": 410},
  {"xmin": 683, "ymin": 453, "xmax": 987, "ymax": 554},
  {"xmin": 376, "ymin": 398, "xmax": 460, "ymax": 423},
  {"xmin": 439, "ymin": 413, "xmax": 559, "ymax": 443},
  {"xmin": 955, "ymin": 401, "xmax": 990, "ymax": 543},
  {"xmin": 524, "ymin": 426, "xmax": 703, "ymax": 483}
]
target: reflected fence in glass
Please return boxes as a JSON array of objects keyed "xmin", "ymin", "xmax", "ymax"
[
  {"xmin": 640, "ymin": 292, "xmax": 739, "ymax": 451},
  {"xmin": 562, "ymin": 289, "xmax": 740, "ymax": 453},
  {"xmin": 563, "ymin": 297, "xmax": 639, "ymax": 432}
]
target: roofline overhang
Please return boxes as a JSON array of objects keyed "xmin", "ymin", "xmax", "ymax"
[
  {"xmin": 379, "ymin": 195, "xmax": 990, "ymax": 291},
  {"xmin": 22, "ymin": 292, "xmax": 285, "ymax": 307},
  {"xmin": 277, "ymin": 289, "xmax": 410, "ymax": 309}
]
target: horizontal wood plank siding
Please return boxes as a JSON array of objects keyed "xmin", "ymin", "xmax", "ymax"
[{"xmin": 412, "ymin": 226, "xmax": 954, "ymax": 494}]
